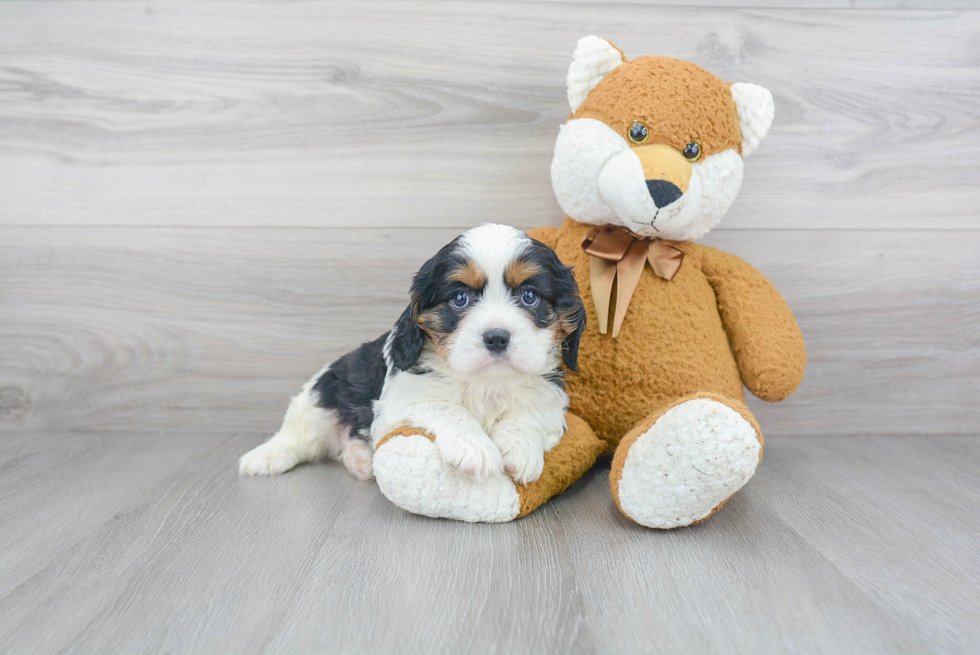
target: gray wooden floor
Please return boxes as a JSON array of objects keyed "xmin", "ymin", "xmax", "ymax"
[{"xmin": 0, "ymin": 432, "xmax": 977, "ymax": 654}]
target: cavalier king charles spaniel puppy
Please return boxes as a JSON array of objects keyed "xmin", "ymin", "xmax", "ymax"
[{"xmin": 239, "ymin": 223, "xmax": 585, "ymax": 484}]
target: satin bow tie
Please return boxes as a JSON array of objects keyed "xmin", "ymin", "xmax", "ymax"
[{"xmin": 580, "ymin": 225, "xmax": 685, "ymax": 337}]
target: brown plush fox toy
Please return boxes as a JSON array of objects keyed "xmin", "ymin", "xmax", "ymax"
[{"xmin": 372, "ymin": 37, "xmax": 806, "ymax": 528}]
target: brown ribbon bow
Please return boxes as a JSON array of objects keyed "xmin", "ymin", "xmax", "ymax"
[{"xmin": 581, "ymin": 225, "xmax": 685, "ymax": 337}]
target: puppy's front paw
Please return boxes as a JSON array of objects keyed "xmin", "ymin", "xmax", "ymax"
[
  {"xmin": 490, "ymin": 423, "xmax": 545, "ymax": 484},
  {"xmin": 543, "ymin": 419, "xmax": 566, "ymax": 452},
  {"xmin": 239, "ymin": 440, "xmax": 300, "ymax": 476},
  {"xmin": 437, "ymin": 431, "xmax": 503, "ymax": 481}
]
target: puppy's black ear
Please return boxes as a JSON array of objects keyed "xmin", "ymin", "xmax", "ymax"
[
  {"xmin": 556, "ymin": 263, "xmax": 587, "ymax": 373},
  {"xmin": 389, "ymin": 304, "xmax": 424, "ymax": 371},
  {"xmin": 388, "ymin": 251, "xmax": 441, "ymax": 371}
]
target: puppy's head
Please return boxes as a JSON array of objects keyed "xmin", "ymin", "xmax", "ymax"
[{"xmin": 388, "ymin": 224, "xmax": 585, "ymax": 377}]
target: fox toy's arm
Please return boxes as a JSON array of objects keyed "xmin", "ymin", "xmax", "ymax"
[{"xmin": 697, "ymin": 245, "xmax": 806, "ymax": 402}]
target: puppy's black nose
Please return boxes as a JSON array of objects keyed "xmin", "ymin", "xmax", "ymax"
[
  {"xmin": 646, "ymin": 179, "xmax": 683, "ymax": 208},
  {"xmin": 482, "ymin": 329, "xmax": 510, "ymax": 353}
]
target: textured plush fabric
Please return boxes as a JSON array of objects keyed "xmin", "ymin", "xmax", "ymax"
[
  {"xmin": 700, "ymin": 246, "xmax": 807, "ymax": 402},
  {"xmin": 374, "ymin": 426, "xmax": 431, "ymax": 451},
  {"xmin": 730, "ymin": 82, "xmax": 775, "ymax": 157},
  {"xmin": 531, "ymin": 219, "xmax": 804, "ymax": 449},
  {"xmin": 574, "ymin": 55, "xmax": 743, "ymax": 158},
  {"xmin": 566, "ymin": 35, "xmax": 626, "ymax": 113},
  {"xmin": 609, "ymin": 392, "xmax": 764, "ymax": 527},
  {"xmin": 374, "ymin": 431, "xmax": 522, "ymax": 523},
  {"xmin": 374, "ymin": 413, "xmax": 604, "ymax": 521},
  {"xmin": 524, "ymin": 219, "xmax": 803, "ymax": 524},
  {"xmin": 514, "ymin": 413, "xmax": 604, "ymax": 517}
]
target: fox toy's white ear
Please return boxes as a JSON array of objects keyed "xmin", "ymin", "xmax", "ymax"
[
  {"xmin": 731, "ymin": 82, "xmax": 775, "ymax": 157},
  {"xmin": 567, "ymin": 36, "xmax": 626, "ymax": 113}
]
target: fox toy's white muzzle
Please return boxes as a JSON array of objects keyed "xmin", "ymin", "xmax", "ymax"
[{"xmin": 552, "ymin": 118, "xmax": 744, "ymax": 241}]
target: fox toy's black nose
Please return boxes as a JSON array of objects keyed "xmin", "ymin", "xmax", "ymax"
[
  {"xmin": 482, "ymin": 329, "xmax": 510, "ymax": 354},
  {"xmin": 646, "ymin": 179, "xmax": 683, "ymax": 208}
]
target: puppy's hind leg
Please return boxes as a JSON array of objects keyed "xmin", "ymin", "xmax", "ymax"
[
  {"xmin": 239, "ymin": 366, "xmax": 348, "ymax": 476},
  {"xmin": 342, "ymin": 438, "xmax": 375, "ymax": 481}
]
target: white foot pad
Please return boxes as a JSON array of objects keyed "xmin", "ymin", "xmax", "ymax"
[
  {"xmin": 374, "ymin": 435, "xmax": 521, "ymax": 523},
  {"xmin": 617, "ymin": 398, "xmax": 761, "ymax": 529}
]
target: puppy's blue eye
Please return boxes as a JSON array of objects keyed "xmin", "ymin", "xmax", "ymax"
[
  {"xmin": 451, "ymin": 291, "xmax": 469, "ymax": 310},
  {"xmin": 520, "ymin": 289, "xmax": 539, "ymax": 307}
]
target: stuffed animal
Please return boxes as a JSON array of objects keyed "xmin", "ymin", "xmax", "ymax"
[{"xmin": 372, "ymin": 37, "xmax": 806, "ymax": 528}]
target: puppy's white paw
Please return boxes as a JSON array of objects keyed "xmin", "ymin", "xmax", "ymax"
[
  {"xmin": 542, "ymin": 418, "xmax": 566, "ymax": 452},
  {"xmin": 501, "ymin": 442, "xmax": 544, "ymax": 485},
  {"xmin": 491, "ymin": 423, "xmax": 545, "ymax": 484},
  {"xmin": 437, "ymin": 431, "xmax": 503, "ymax": 481},
  {"xmin": 239, "ymin": 440, "xmax": 300, "ymax": 476},
  {"xmin": 342, "ymin": 439, "xmax": 375, "ymax": 481}
]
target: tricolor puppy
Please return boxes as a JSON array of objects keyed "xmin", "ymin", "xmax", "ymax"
[{"xmin": 238, "ymin": 224, "xmax": 586, "ymax": 484}]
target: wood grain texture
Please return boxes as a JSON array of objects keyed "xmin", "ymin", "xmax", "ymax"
[
  {"xmin": 2, "ymin": 3, "xmax": 977, "ymax": 438},
  {"xmin": 0, "ymin": 431, "xmax": 232, "ymax": 597},
  {"xmin": 0, "ymin": 432, "xmax": 977, "ymax": 654},
  {"xmin": 2, "ymin": 226, "xmax": 978, "ymax": 436},
  {"xmin": 0, "ymin": 2, "xmax": 978, "ymax": 231},
  {"xmin": 522, "ymin": 0, "xmax": 980, "ymax": 5},
  {"xmin": 1, "ymin": 3, "xmax": 977, "ymax": 653},
  {"xmin": 757, "ymin": 437, "xmax": 980, "ymax": 653}
]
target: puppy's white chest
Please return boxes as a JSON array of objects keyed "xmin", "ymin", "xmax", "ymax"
[{"xmin": 453, "ymin": 377, "xmax": 527, "ymax": 428}]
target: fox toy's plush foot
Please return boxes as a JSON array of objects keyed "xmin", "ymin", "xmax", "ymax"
[
  {"xmin": 610, "ymin": 393, "xmax": 763, "ymax": 529},
  {"xmin": 373, "ymin": 414, "xmax": 604, "ymax": 523}
]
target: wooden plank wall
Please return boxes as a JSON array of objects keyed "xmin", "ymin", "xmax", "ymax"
[{"xmin": 1, "ymin": 1, "xmax": 978, "ymax": 437}]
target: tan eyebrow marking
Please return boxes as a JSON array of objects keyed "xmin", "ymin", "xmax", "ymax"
[
  {"xmin": 504, "ymin": 259, "xmax": 542, "ymax": 288},
  {"xmin": 448, "ymin": 260, "xmax": 486, "ymax": 289}
]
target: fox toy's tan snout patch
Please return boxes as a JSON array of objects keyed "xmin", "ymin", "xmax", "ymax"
[
  {"xmin": 634, "ymin": 144, "xmax": 692, "ymax": 192},
  {"xmin": 633, "ymin": 144, "xmax": 692, "ymax": 206}
]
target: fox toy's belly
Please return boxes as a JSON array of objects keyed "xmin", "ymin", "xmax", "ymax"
[{"xmin": 553, "ymin": 229, "xmax": 744, "ymax": 449}]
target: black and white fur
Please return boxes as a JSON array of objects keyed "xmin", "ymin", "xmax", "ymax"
[{"xmin": 239, "ymin": 224, "xmax": 586, "ymax": 484}]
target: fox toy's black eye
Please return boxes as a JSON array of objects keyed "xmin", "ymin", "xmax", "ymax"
[
  {"xmin": 628, "ymin": 121, "xmax": 649, "ymax": 144},
  {"xmin": 682, "ymin": 141, "xmax": 701, "ymax": 161},
  {"xmin": 451, "ymin": 291, "xmax": 469, "ymax": 310},
  {"xmin": 520, "ymin": 289, "xmax": 539, "ymax": 308}
]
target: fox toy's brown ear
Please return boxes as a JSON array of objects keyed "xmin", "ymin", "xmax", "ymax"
[
  {"xmin": 731, "ymin": 82, "xmax": 775, "ymax": 157},
  {"xmin": 567, "ymin": 36, "xmax": 626, "ymax": 114}
]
